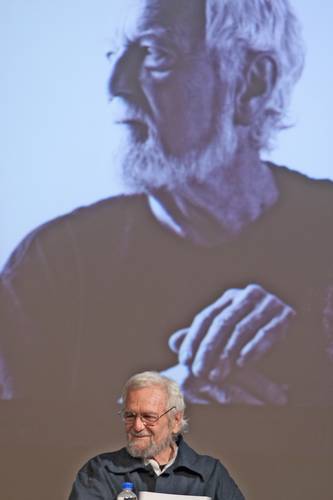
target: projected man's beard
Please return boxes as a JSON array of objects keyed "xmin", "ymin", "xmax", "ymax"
[
  {"xmin": 115, "ymin": 94, "xmax": 238, "ymax": 193},
  {"xmin": 126, "ymin": 429, "xmax": 174, "ymax": 459}
]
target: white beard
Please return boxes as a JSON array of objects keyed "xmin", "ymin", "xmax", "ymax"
[
  {"xmin": 126, "ymin": 431, "xmax": 174, "ymax": 459},
  {"xmin": 114, "ymin": 100, "xmax": 238, "ymax": 194}
]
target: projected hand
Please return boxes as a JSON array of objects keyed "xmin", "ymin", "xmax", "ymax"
[
  {"xmin": 161, "ymin": 363, "xmax": 288, "ymax": 405},
  {"xmin": 167, "ymin": 284, "xmax": 295, "ymax": 404}
]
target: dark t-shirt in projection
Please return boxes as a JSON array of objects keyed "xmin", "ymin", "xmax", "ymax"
[{"xmin": 1, "ymin": 165, "xmax": 333, "ymax": 405}]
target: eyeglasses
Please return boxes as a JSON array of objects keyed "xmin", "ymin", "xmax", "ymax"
[{"xmin": 119, "ymin": 406, "xmax": 176, "ymax": 426}]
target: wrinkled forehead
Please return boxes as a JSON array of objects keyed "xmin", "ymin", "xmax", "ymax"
[
  {"xmin": 113, "ymin": 0, "xmax": 206, "ymax": 48},
  {"xmin": 125, "ymin": 386, "xmax": 168, "ymax": 410}
]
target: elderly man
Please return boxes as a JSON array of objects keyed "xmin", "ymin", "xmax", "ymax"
[
  {"xmin": 1, "ymin": 0, "xmax": 333, "ymax": 405},
  {"xmin": 68, "ymin": 371, "xmax": 245, "ymax": 499}
]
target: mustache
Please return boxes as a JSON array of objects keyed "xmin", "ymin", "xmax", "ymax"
[
  {"xmin": 109, "ymin": 97, "xmax": 150, "ymax": 125},
  {"xmin": 129, "ymin": 430, "xmax": 152, "ymax": 438}
]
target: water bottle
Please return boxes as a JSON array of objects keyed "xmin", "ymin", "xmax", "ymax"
[{"xmin": 117, "ymin": 482, "xmax": 137, "ymax": 500}]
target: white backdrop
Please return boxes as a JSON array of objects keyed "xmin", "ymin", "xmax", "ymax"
[{"xmin": 1, "ymin": 0, "xmax": 332, "ymax": 269}]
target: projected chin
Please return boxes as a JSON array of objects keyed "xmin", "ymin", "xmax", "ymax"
[{"xmin": 114, "ymin": 99, "xmax": 238, "ymax": 194}]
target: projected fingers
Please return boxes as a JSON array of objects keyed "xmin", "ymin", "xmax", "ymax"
[
  {"xmin": 169, "ymin": 283, "xmax": 295, "ymax": 403},
  {"xmin": 176, "ymin": 287, "xmax": 240, "ymax": 365},
  {"xmin": 161, "ymin": 363, "xmax": 287, "ymax": 405}
]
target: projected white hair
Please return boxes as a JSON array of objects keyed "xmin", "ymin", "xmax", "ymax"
[
  {"xmin": 205, "ymin": 0, "xmax": 305, "ymax": 150},
  {"xmin": 122, "ymin": 371, "xmax": 188, "ymax": 434}
]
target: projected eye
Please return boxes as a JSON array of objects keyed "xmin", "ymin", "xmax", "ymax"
[{"xmin": 143, "ymin": 45, "xmax": 176, "ymax": 72}]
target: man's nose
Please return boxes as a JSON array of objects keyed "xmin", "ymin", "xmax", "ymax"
[
  {"xmin": 132, "ymin": 415, "xmax": 146, "ymax": 432},
  {"xmin": 108, "ymin": 47, "xmax": 142, "ymax": 100}
]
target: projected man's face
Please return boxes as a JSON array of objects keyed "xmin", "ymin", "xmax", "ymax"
[
  {"xmin": 107, "ymin": 0, "xmax": 237, "ymax": 191},
  {"xmin": 108, "ymin": 0, "xmax": 216, "ymax": 157}
]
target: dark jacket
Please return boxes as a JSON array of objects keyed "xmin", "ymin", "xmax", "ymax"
[{"xmin": 68, "ymin": 437, "xmax": 245, "ymax": 500}]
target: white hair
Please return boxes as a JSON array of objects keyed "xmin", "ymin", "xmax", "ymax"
[
  {"xmin": 205, "ymin": 0, "xmax": 305, "ymax": 149},
  {"xmin": 122, "ymin": 371, "xmax": 189, "ymax": 434}
]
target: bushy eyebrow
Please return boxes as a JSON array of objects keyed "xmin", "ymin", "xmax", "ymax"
[
  {"xmin": 139, "ymin": 27, "xmax": 170, "ymax": 37},
  {"xmin": 129, "ymin": 28, "xmax": 179, "ymax": 48},
  {"xmin": 108, "ymin": 26, "xmax": 181, "ymax": 46},
  {"xmin": 107, "ymin": 22, "xmax": 194, "ymax": 58},
  {"xmin": 141, "ymin": 28, "xmax": 199, "ymax": 58},
  {"xmin": 125, "ymin": 410, "xmax": 158, "ymax": 415}
]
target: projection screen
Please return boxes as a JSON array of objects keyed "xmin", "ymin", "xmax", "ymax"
[{"xmin": 1, "ymin": 1, "xmax": 333, "ymax": 499}]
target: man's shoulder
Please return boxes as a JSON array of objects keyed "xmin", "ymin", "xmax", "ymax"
[
  {"xmin": 78, "ymin": 447, "xmax": 130, "ymax": 472},
  {"xmin": 272, "ymin": 164, "xmax": 333, "ymax": 206},
  {"xmin": 2, "ymin": 194, "xmax": 148, "ymax": 274},
  {"xmin": 178, "ymin": 439, "xmax": 224, "ymax": 476},
  {"xmin": 33, "ymin": 193, "xmax": 147, "ymax": 238},
  {"xmin": 269, "ymin": 164, "xmax": 333, "ymax": 241}
]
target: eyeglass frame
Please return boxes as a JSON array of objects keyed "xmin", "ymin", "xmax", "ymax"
[{"xmin": 119, "ymin": 406, "xmax": 176, "ymax": 426}]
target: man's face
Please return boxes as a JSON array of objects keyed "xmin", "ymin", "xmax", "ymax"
[
  {"xmin": 124, "ymin": 386, "xmax": 180, "ymax": 459},
  {"xmin": 108, "ymin": 0, "xmax": 238, "ymax": 191}
]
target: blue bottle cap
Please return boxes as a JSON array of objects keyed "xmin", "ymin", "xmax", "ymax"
[{"xmin": 122, "ymin": 482, "xmax": 134, "ymax": 490}]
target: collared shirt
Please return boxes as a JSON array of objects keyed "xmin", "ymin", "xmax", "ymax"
[
  {"xmin": 145, "ymin": 444, "xmax": 178, "ymax": 476},
  {"xmin": 68, "ymin": 437, "xmax": 245, "ymax": 499}
]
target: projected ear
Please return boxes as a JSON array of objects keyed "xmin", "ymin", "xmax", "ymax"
[{"xmin": 235, "ymin": 53, "xmax": 277, "ymax": 125}]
